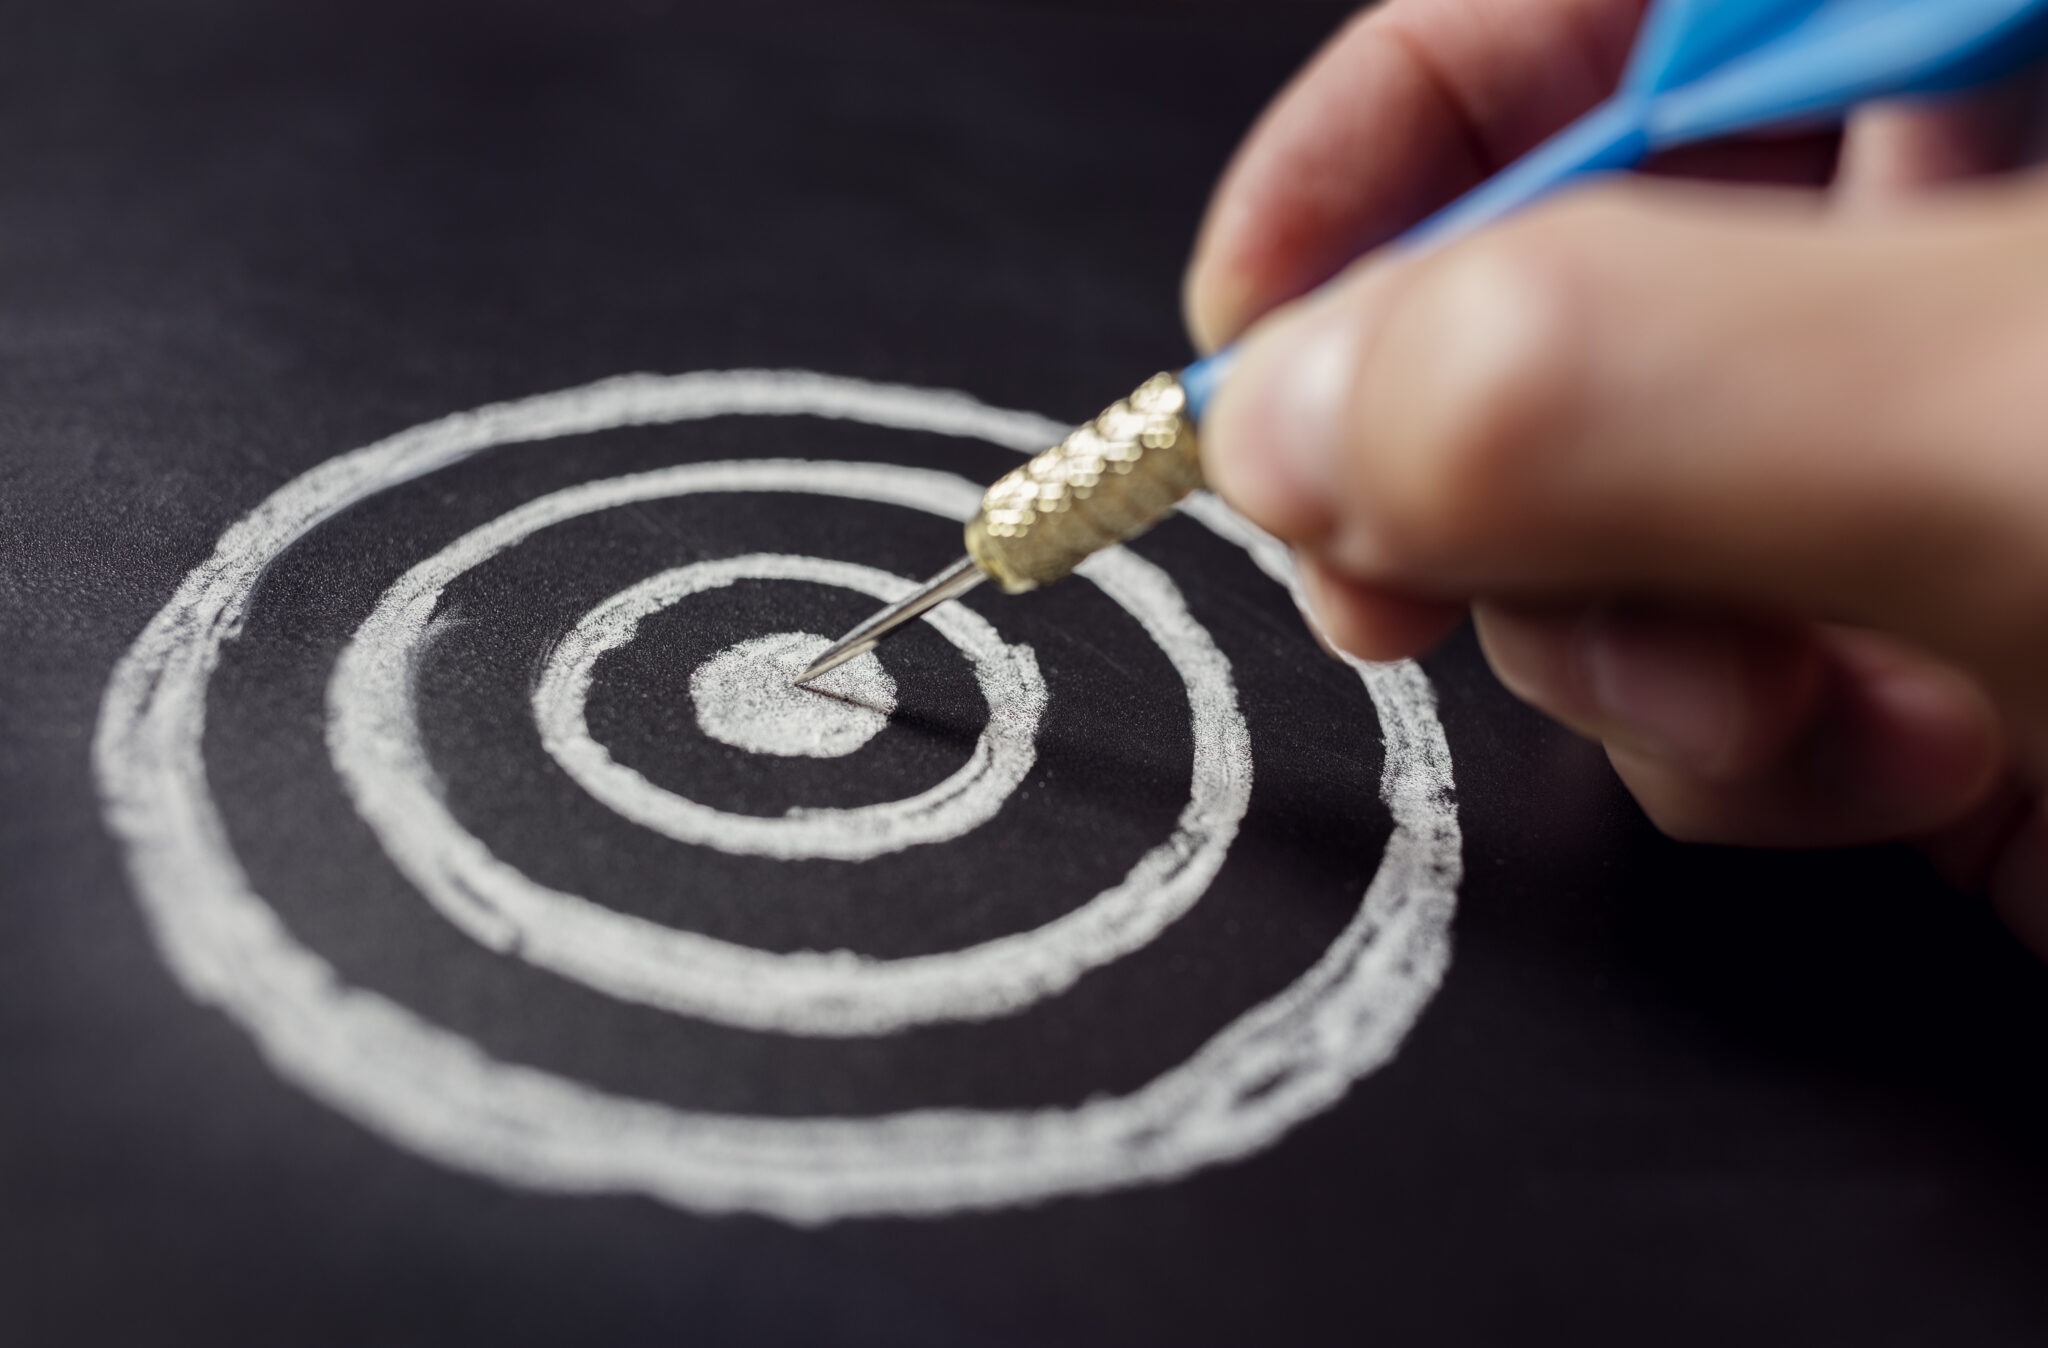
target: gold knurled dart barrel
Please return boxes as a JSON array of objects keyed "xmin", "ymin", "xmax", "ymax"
[
  {"xmin": 964, "ymin": 372, "xmax": 1205, "ymax": 593},
  {"xmin": 790, "ymin": 372, "xmax": 1207, "ymax": 687}
]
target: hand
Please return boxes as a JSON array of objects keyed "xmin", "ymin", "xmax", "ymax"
[{"xmin": 1183, "ymin": 0, "xmax": 2048, "ymax": 956}]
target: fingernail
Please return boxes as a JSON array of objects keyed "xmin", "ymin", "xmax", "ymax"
[
  {"xmin": 1290, "ymin": 551, "xmax": 1351, "ymax": 663},
  {"xmin": 1473, "ymin": 605, "xmax": 1576, "ymax": 714},
  {"xmin": 1204, "ymin": 297, "xmax": 1360, "ymax": 534},
  {"xmin": 1579, "ymin": 610, "xmax": 1738, "ymax": 774}
]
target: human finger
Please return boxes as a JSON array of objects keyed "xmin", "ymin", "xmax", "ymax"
[
  {"xmin": 1990, "ymin": 804, "xmax": 2048, "ymax": 963},
  {"xmin": 1183, "ymin": 0, "xmax": 1648, "ymax": 353},
  {"xmin": 1200, "ymin": 176, "xmax": 2048, "ymax": 732},
  {"xmin": 1471, "ymin": 599, "xmax": 1823, "ymax": 782},
  {"xmin": 1837, "ymin": 66, "xmax": 2048, "ymax": 205},
  {"xmin": 1600, "ymin": 625, "xmax": 2005, "ymax": 849},
  {"xmin": 1294, "ymin": 552, "xmax": 1466, "ymax": 664}
]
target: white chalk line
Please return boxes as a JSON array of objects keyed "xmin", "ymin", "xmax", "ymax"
[
  {"xmin": 688, "ymin": 632, "xmax": 894, "ymax": 759},
  {"xmin": 329, "ymin": 470, "xmax": 1250, "ymax": 1035},
  {"xmin": 92, "ymin": 369, "xmax": 1461, "ymax": 1223},
  {"xmin": 527, "ymin": 549, "xmax": 1045, "ymax": 860}
]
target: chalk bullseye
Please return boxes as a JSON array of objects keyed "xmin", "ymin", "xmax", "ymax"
[{"xmin": 690, "ymin": 632, "xmax": 896, "ymax": 759}]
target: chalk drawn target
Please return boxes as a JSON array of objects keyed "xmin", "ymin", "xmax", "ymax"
[
  {"xmin": 94, "ymin": 370, "xmax": 1462, "ymax": 1223},
  {"xmin": 333, "ymin": 464, "xmax": 1252, "ymax": 1035}
]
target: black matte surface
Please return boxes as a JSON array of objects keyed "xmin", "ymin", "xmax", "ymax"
[{"xmin": 6, "ymin": 2, "xmax": 2048, "ymax": 1344}]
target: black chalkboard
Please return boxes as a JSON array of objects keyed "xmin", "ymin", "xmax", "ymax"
[{"xmin": 7, "ymin": 1, "xmax": 2048, "ymax": 1343}]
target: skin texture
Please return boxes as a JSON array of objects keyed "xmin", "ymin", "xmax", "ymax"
[{"xmin": 1184, "ymin": 0, "xmax": 2048, "ymax": 958}]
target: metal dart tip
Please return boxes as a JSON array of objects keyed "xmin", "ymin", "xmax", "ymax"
[{"xmin": 792, "ymin": 556, "xmax": 986, "ymax": 687}]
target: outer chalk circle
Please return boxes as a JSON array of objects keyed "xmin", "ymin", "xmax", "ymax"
[
  {"xmin": 332, "ymin": 463, "xmax": 1250, "ymax": 1036},
  {"xmin": 93, "ymin": 370, "xmax": 1463, "ymax": 1224}
]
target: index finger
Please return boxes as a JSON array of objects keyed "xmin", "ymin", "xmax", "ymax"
[{"xmin": 1183, "ymin": 0, "xmax": 1648, "ymax": 352}]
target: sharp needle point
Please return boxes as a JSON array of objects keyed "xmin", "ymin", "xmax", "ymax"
[{"xmin": 793, "ymin": 556, "xmax": 985, "ymax": 686}]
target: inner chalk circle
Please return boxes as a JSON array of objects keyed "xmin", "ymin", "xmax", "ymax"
[
  {"xmin": 531, "ymin": 549, "xmax": 1047, "ymax": 864},
  {"xmin": 690, "ymin": 632, "xmax": 894, "ymax": 758},
  {"xmin": 95, "ymin": 370, "xmax": 1462, "ymax": 1225}
]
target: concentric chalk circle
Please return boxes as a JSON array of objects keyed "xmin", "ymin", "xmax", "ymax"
[
  {"xmin": 330, "ymin": 464, "xmax": 1249, "ymax": 1035},
  {"xmin": 92, "ymin": 370, "xmax": 1462, "ymax": 1224},
  {"xmin": 524, "ymin": 546, "xmax": 1051, "ymax": 863}
]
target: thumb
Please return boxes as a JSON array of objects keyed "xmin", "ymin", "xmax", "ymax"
[{"xmin": 1201, "ymin": 178, "xmax": 2048, "ymax": 734}]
